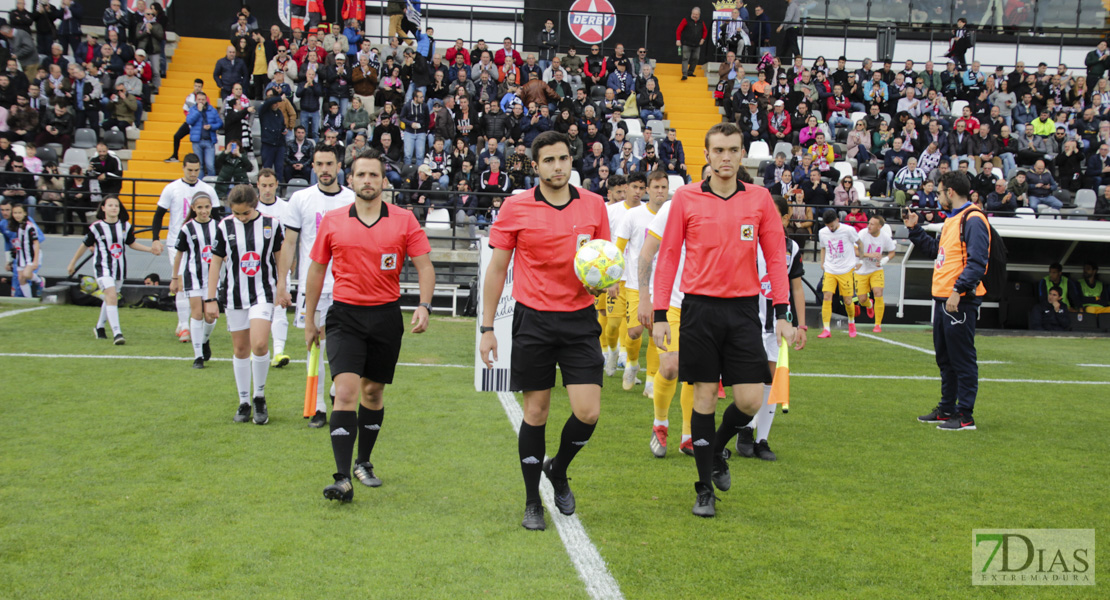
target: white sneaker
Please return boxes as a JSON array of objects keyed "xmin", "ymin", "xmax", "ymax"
[
  {"xmin": 604, "ymin": 350, "xmax": 618, "ymax": 377},
  {"xmin": 617, "ymin": 352, "xmax": 627, "ymax": 369},
  {"xmin": 622, "ymin": 364, "xmax": 640, "ymax": 391},
  {"xmin": 643, "ymin": 379, "xmax": 654, "ymax": 398}
]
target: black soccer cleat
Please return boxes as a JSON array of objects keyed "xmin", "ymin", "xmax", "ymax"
[
  {"xmin": 353, "ymin": 461, "xmax": 382, "ymax": 487},
  {"xmin": 308, "ymin": 410, "xmax": 327, "ymax": 428},
  {"xmin": 233, "ymin": 403, "xmax": 251, "ymax": 423},
  {"xmin": 522, "ymin": 501, "xmax": 545, "ymax": 531},
  {"xmin": 938, "ymin": 412, "xmax": 977, "ymax": 431},
  {"xmin": 113, "ymin": 334, "xmax": 126, "ymax": 345},
  {"xmin": 711, "ymin": 451, "xmax": 731, "ymax": 491},
  {"xmin": 192, "ymin": 357, "xmax": 205, "ymax": 369},
  {"xmin": 918, "ymin": 405, "xmax": 954, "ymax": 424},
  {"xmin": 202, "ymin": 341, "xmax": 211, "ymax": 362},
  {"xmin": 323, "ymin": 473, "xmax": 354, "ymax": 502},
  {"xmin": 692, "ymin": 482, "xmax": 717, "ymax": 518},
  {"xmin": 94, "ymin": 326, "xmax": 107, "ymax": 339},
  {"xmin": 543, "ymin": 458, "xmax": 576, "ymax": 516},
  {"xmin": 754, "ymin": 440, "xmax": 778, "ymax": 462},
  {"xmin": 735, "ymin": 427, "xmax": 756, "ymax": 458},
  {"xmin": 252, "ymin": 397, "xmax": 269, "ymax": 425}
]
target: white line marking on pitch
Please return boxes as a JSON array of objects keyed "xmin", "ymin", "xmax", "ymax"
[
  {"xmin": 496, "ymin": 392, "xmax": 624, "ymax": 600},
  {"xmin": 855, "ymin": 332, "xmax": 1009, "ymax": 363},
  {"xmin": 1078, "ymin": 364, "xmax": 1110, "ymax": 368},
  {"xmin": 0, "ymin": 306, "xmax": 49, "ymax": 319}
]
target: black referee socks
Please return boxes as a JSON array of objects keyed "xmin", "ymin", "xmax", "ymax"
[
  {"xmin": 330, "ymin": 410, "xmax": 358, "ymax": 478},
  {"xmin": 714, "ymin": 403, "xmax": 754, "ymax": 454},
  {"xmin": 551, "ymin": 414, "xmax": 596, "ymax": 479},
  {"xmin": 691, "ymin": 410, "xmax": 717, "ymax": 486},
  {"xmin": 357, "ymin": 406, "xmax": 384, "ymax": 464},
  {"xmin": 519, "ymin": 422, "xmax": 546, "ymax": 504}
]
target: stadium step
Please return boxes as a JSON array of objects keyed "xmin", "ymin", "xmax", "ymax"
[{"xmin": 656, "ymin": 62, "xmax": 722, "ymax": 176}]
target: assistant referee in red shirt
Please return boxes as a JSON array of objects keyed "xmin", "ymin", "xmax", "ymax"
[
  {"xmin": 305, "ymin": 149, "xmax": 436, "ymax": 503},
  {"xmin": 653, "ymin": 122, "xmax": 797, "ymax": 518},
  {"xmin": 480, "ymin": 131, "xmax": 612, "ymax": 531}
]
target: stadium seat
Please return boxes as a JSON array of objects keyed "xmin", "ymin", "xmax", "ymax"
[
  {"xmin": 103, "ymin": 130, "xmax": 127, "ymax": 150},
  {"xmin": 36, "ymin": 146, "xmax": 58, "ymax": 165},
  {"xmin": 1075, "ymin": 189, "xmax": 1097, "ymax": 210},
  {"xmin": 63, "ymin": 148, "xmax": 89, "ymax": 167},
  {"xmin": 849, "ymin": 111, "xmax": 866, "ymax": 126},
  {"xmin": 1015, "ymin": 207, "xmax": 1036, "ymax": 219},
  {"xmin": 1063, "ymin": 207, "xmax": 1091, "ymax": 220},
  {"xmin": 285, "ymin": 178, "xmax": 309, "ymax": 196},
  {"xmin": 835, "ymin": 128, "xmax": 848, "ymax": 143},
  {"xmin": 991, "ymin": 167, "xmax": 1004, "ymax": 180},
  {"xmin": 852, "ymin": 180, "xmax": 867, "ymax": 200},
  {"xmin": 590, "ymin": 85, "xmax": 606, "ymax": 100},
  {"xmin": 832, "ymin": 161, "xmax": 852, "ymax": 183},
  {"xmin": 645, "ymin": 120, "xmax": 665, "ymax": 138},
  {"xmin": 73, "ymin": 128, "xmax": 98, "ymax": 149},
  {"xmin": 45, "ymin": 143, "xmax": 64, "ymax": 160},
  {"xmin": 772, "ymin": 142, "xmax": 793, "ymax": 158},
  {"xmin": 879, "ymin": 113, "xmax": 892, "ymax": 125},
  {"xmin": 569, "ymin": 170, "xmax": 581, "ymax": 187},
  {"xmin": 748, "ymin": 141, "xmax": 770, "ymax": 159},
  {"xmin": 10, "ymin": 144, "xmax": 25, "ymax": 158},
  {"xmin": 758, "ymin": 159, "xmax": 772, "ymax": 174},
  {"xmin": 625, "ymin": 119, "xmax": 642, "ymax": 138},
  {"xmin": 668, "ymin": 175, "xmax": 685, "ymax": 195},
  {"xmin": 950, "ymin": 100, "xmax": 968, "ymax": 117},
  {"xmin": 251, "ymin": 118, "xmax": 261, "ymax": 136},
  {"xmin": 857, "ymin": 162, "xmax": 879, "ymax": 181},
  {"xmin": 425, "ymin": 208, "xmax": 451, "ymax": 231}
]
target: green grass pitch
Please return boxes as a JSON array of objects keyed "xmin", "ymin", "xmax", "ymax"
[{"xmin": 0, "ymin": 303, "xmax": 1106, "ymax": 599}]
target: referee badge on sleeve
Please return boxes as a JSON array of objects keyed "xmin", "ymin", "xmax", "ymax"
[
  {"xmin": 740, "ymin": 224, "xmax": 755, "ymax": 241},
  {"xmin": 381, "ymin": 253, "xmax": 398, "ymax": 270}
]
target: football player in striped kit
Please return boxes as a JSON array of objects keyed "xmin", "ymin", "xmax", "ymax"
[
  {"xmin": 205, "ymin": 185, "xmax": 285, "ymax": 425},
  {"xmin": 254, "ymin": 169, "xmax": 293, "ymax": 369},
  {"xmin": 170, "ymin": 191, "xmax": 219, "ymax": 369},
  {"xmin": 5, "ymin": 204, "xmax": 42, "ymax": 298},
  {"xmin": 67, "ymin": 197, "xmax": 160, "ymax": 345},
  {"xmin": 150, "ymin": 155, "xmax": 220, "ymax": 344}
]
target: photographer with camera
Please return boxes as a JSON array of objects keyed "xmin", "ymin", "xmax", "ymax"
[
  {"xmin": 214, "ymin": 141, "xmax": 254, "ymax": 198},
  {"xmin": 102, "ymin": 82, "xmax": 138, "ymax": 132},
  {"xmin": 89, "ymin": 142, "xmax": 123, "ymax": 197}
]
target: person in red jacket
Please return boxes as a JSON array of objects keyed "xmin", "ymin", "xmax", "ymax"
[
  {"xmin": 445, "ymin": 38, "xmax": 470, "ymax": 65},
  {"xmin": 768, "ymin": 99, "xmax": 792, "ymax": 144},
  {"xmin": 675, "ymin": 6, "xmax": 708, "ymax": 81},
  {"xmin": 826, "ymin": 83, "xmax": 854, "ymax": 140},
  {"xmin": 494, "ymin": 37, "xmax": 523, "ymax": 68}
]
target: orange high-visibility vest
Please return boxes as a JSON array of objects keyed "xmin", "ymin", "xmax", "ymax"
[{"xmin": 931, "ymin": 205, "xmax": 989, "ymax": 299}]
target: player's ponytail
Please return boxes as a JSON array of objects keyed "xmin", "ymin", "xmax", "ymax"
[{"xmin": 226, "ymin": 184, "xmax": 259, "ymax": 208}]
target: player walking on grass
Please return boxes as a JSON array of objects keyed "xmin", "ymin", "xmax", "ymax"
[
  {"xmin": 652, "ymin": 122, "xmax": 794, "ymax": 518},
  {"xmin": 205, "ymin": 185, "xmax": 285, "ymax": 425},
  {"xmin": 67, "ymin": 197, "xmax": 160, "ymax": 345},
  {"xmin": 254, "ymin": 169, "xmax": 292, "ymax": 368},
  {"xmin": 150, "ymin": 154, "xmax": 220, "ymax": 344},
  {"xmin": 617, "ymin": 172, "xmax": 664, "ymax": 400},
  {"xmin": 599, "ymin": 175, "xmax": 626, "ymax": 371},
  {"xmin": 170, "ymin": 192, "xmax": 218, "ymax": 368},
  {"xmin": 480, "ymin": 131, "xmax": 612, "ymax": 531},
  {"xmin": 907, "ymin": 172, "xmax": 989, "ymax": 431},
  {"xmin": 854, "ymin": 215, "xmax": 897, "ymax": 333},
  {"xmin": 306, "ymin": 149, "xmax": 435, "ymax": 503},
  {"xmin": 817, "ymin": 208, "xmax": 863, "ymax": 338},
  {"xmin": 275, "ymin": 149, "xmax": 357, "ymax": 428},
  {"xmin": 722, "ymin": 196, "xmax": 808, "ymax": 462},
  {"xmin": 5, "ymin": 204, "xmax": 41, "ymax": 298},
  {"xmin": 604, "ymin": 174, "xmax": 642, "ymax": 385}
]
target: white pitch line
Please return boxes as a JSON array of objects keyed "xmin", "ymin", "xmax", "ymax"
[
  {"xmin": 0, "ymin": 352, "xmax": 470, "ymax": 368},
  {"xmin": 0, "ymin": 306, "xmax": 50, "ymax": 319},
  {"xmin": 790, "ymin": 373, "xmax": 1110, "ymax": 385},
  {"xmin": 1078, "ymin": 364, "xmax": 1110, "ymax": 368},
  {"xmin": 496, "ymin": 391, "xmax": 624, "ymax": 600},
  {"xmin": 855, "ymin": 332, "xmax": 1009, "ymax": 363}
]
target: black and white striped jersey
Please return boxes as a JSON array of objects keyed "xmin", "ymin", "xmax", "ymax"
[
  {"xmin": 758, "ymin": 237, "xmax": 804, "ymax": 333},
  {"xmin": 83, "ymin": 220, "xmax": 135, "ymax": 281},
  {"xmin": 212, "ymin": 214, "xmax": 284, "ymax": 309},
  {"xmin": 174, "ymin": 219, "xmax": 218, "ymax": 292},
  {"xmin": 10, "ymin": 221, "xmax": 38, "ymax": 268}
]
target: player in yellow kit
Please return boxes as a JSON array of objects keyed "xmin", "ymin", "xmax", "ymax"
[
  {"xmin": 854, "ymin": 215, "xmax": 897, "ymax": 332},
  {"xmin": 616, "ymin": 171, "xmax": 663, "ymax": 394},
  {"xmin": 817, "ymin": 208, "xmax": 865, "ymax": 338},
  {"xmin": 603, "ymin": 174, "xmax": 641, "ymax": 378},
  {"xmin": 597, "ymin": 175, "xmax": 626, "ymax": 357}
]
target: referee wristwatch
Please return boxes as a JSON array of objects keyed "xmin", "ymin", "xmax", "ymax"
[
  {"xmin": 418, "ymin": 302, "xmax": 433, "ymax": 313},
  {"xmin": 204, "ymin": 298, "xmax": 218, "ymax": 304},
  {"xmin": 479, "ymin": 326, "xmax": 495, "ymax": 333}
]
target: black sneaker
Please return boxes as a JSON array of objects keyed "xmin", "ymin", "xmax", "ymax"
[
  {"xmin": 735, "ymin": 427, "xmax": 755, "ymax": 458},
  {"xmin": 113, "ymin": 334, "xmax": 125, "ymax": 345},
  {"xmin": 94, "ymin": 326, "xmax": 107, "ymax": 339},
  {"xmin": 353, "ymin": 461, "xmax": 382, "ymax": 487},
  {"xmin": 192, "ymin": 357, "xmax": 205, "ymax": 369},
  {"xmin": 692, "ymin": 482, "xmax": 717, "ymax": 518},
  {"xmin": 164, "ymin": 156, "xmax": 179, "ymax": 163},
  {"xmin": 938, "ymin": 412, "xmax": 976, "ymax": 431},
  {"xmin": 308, "ymin": 410, "xmax": 327, "ymax": 428},
  {"xmin": 522, "ymin": 501, "xmax": 545, "ymax": 530},
  {"xmin": 711, "ymin": 451, "xmax": 731, "ymax": 491},
  {"xmin": 754, "ymin": 440, "xmax": 778, "ymax": 461},
  {"xmin": 252, "ymin": 397, "xmax": 269, "ymax": 425},
  {"xmin": 681, "ymin": 75, "xmax": 688, "ymax": 81},
  {"xmin": 543, "ymin": 458, "xmax": 575, "ymax": 515},
  {"xmin": 233, "ymin": 402, "xmax": 251, "ymax": 423},
  {"xmin": 323, "ymin": 473, "xmax": 354, "ymax": 502},
  {"xmin": 918, "ymin": 405, "xmax": 954, "ymax": 423},
  {"xmin": 202, "ymin": 341, "xmax": 211, "ymax": 362}
]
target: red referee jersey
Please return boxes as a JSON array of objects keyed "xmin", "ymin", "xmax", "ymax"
[
  {"xmin": 654, "ymin": 179, "xmax": 789, "ymax": 312},
  {"xmin": 489, "ymin": 185, "xmax": 610, "ymax": 312},
  {"xmin": 310, "ymin": 202, "xmax": 432, "ymax": 306}
]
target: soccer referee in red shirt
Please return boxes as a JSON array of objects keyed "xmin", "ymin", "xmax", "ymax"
[
  {"xmin": 305, "ymin": 149, "xmax": 436, "ymax": 503},
  {"xmin": 480, "ymin": 131, "xmax": 612, "ymax": 531},
  {"xmin": 653, "ymin": 122, "xmax": 796, "ymax": 518}
]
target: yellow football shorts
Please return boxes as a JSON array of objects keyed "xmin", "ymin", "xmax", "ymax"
[
  {"xmin": 854, "ymin": 270, "xmax": 885, "ymax": 298},
  {"xmin": 822, "ymin": 271, "xmax": 855, "ymax": 299}
]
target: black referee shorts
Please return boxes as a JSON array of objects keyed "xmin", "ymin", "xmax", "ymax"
[
  {"xmin": 510, "ymin": 303, "xmax": 604, "ymax": 392},
  {"xmin": 324, "ymin": 300, "xmax": 404, "ymax": 384},
  {"xmin": 679, "ymin": 294, "xmax": 771, "ymax": 387}
]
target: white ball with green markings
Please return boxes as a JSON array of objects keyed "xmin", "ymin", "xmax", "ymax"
[{"xmin": 574, "ymin": 239, "xmax": 625, "ymax": 289}]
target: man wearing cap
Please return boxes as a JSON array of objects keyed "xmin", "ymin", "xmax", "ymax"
[
  {"xmin": 607, "ymin": 59, "xmax": 635, "ymax": 101},
  {"xmin": 768, "ymin": 100, "xmax": 791, "ymax": 144}
]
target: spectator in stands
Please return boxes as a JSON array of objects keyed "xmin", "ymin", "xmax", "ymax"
[
  {"xmin": 478, "ymin": 155, "xmax": 510, "ymax": 195},
  {"xmin": 610, "ymin": 141, "xmax": 639, "ymax": 176},
  {"xmin": 607, "ymin": 59, "xmax": 635, "ymax": 102},
  {"xmin": 504, "ymin": 143, "xmax": 534, "ymax": 190},
  {"xmin": 799, "ymin": 168, "xmax": 832, "ymax": 207},
  {"xmin": 675, "ymin": 7, "xmax": 707, "ymax": 81},
  {"xmin": 1077, "ymin": 262, "xmax": 1110, "ymax": 312},
  {"xmin": 400, "ymin": 89, "xmax": 428, "ymax": 166},
  {"xmin": 297, "ymin": 61, "xmax": 323, "ymax": 139},
  {"xmin": 257, "ymin": 87, "xmax": 288, "ymax": 181},
  {"xmin": 101, "ymin": 81, "xmax": 138, "ymax": 132},
  {"xmin": 833, "ymin": 174, "xmax": 859, "ymax": 209},
  {"xmin": 893, "ymin": 156, "xmax": 927, "ymax": 207},
  {"xmin": 1085, "ymin": 143, "xmax": 1110, "ymax": 189},
  {"xmin": 343, "ymin": 96, "xmax": 370, "ymax": 146},
  {"xmin": 1026, "ymin": 159, "xmax": 1063, "ymax": 211},
  {"xmin": 970, "ymin": 124, "xmax": 1000, "ymax": 174},
  {"xmin": 985, "ymin": 178, "xmax": 1017, "ymax": 215},
  {"xmin": 1054, "ymin": 139, "xmax": 1085, "ymax": 193},
  {"xmin": 1038, "ymin": 262, "xmax": 1079, "ymax": 310},
  {"xmin": 1, "ymin": 158, "xmax": 36, "ymax": 218},
  {"xmin": 285, "ymin": 126, "xmax": 314, "ymax": 182},
  {"xmin": 1030, "ymin": 286, "xmax": 1071, "ymax": 331},
  {"xmin": 761, "ymin": 153, "xmax": 787, "ymax": 186},
  {"xmin": 213, "ymin": 45, "xmax": 248, "ymax": 99},
  {"xmin": 807, "ymin": 132, "xmax": 834, "ymax": 172},
  {"xmin": 1085, "ymin": 41, "xmax": 1110, "ymax": 83},
  {"xmin": 494, "ymin": 37, "xmax": 522, "ymax": 69},
  {"xmin": 882, "ymin": 137, "xmax": 909, "ymax": 192},
  {"xmin": 214, "ymin": 141, "xmax": 253, "ymax": 198},
  {"xmin": 294, "ymin": 34, "xmax": 327, "ymax": 70},
  {"xmin": 8, "ymin": 94, "xmax": 39, "ymax": 144},
  {"xmin": 918, "ymin": 141, "xmax": 943, "ymax": 175},
  {"xmin": 739, "ymin": 101, "xmax": 767, "ymax": 150},
  {"xmin": 134, "ymin": 4, "xmax": 164, "ymax": 89},
  {"xmin": 186, "ymin": 92, "xmax": 223, "ymax": 178},
  {"xmin": 1029, "ymin": 108, "xmax": 1055, "ymax": 137},
  {"xmin": 768, "ymin": 99, "xmax": 791, "ymax": 145},
  {"xmin": 36, "ymin": 102, "xmax": 75, "ymax": 151}
]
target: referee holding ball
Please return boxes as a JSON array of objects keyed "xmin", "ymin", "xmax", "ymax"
[
  {"xmin": 480, "ymin": 130, "xmax": 612, "ymax": 531},
  {"xmin": 652, "ymin": 122, "xmax": 795, "ymax": 518},
  {"xmin": 305, "ymin": 149, "xmax": 436, "ymax": 503}
]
